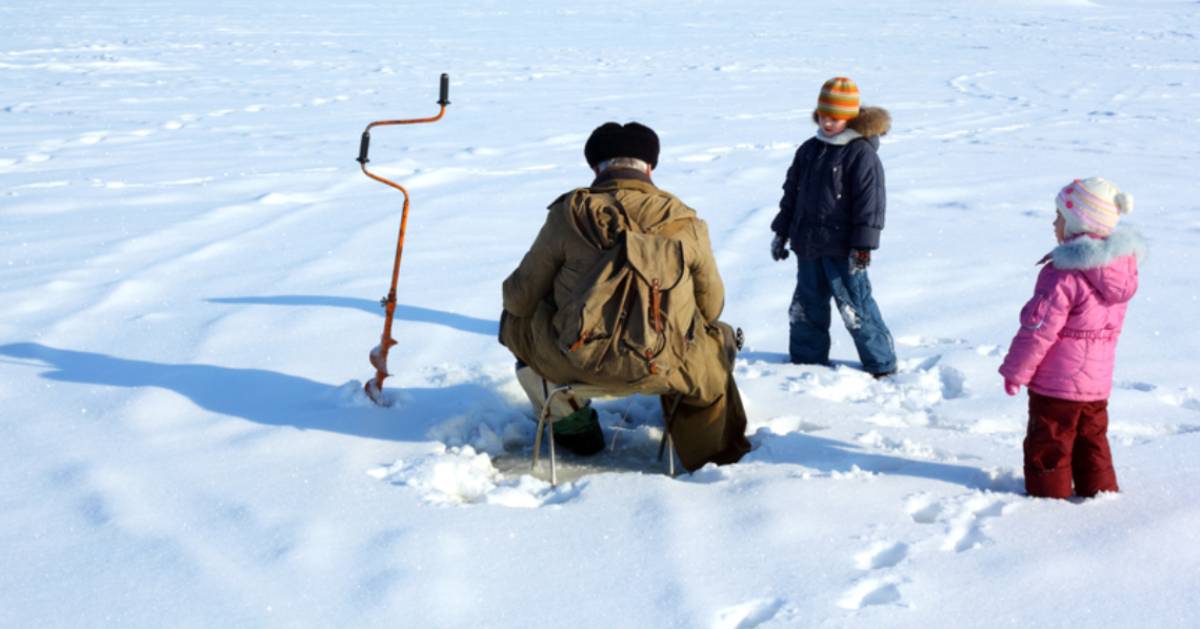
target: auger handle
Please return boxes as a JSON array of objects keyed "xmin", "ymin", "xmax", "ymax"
[
  {"xmin": 357, "ymin": 131, "xmax": 371, "ymax": 165},
  {"xmin": 438, "ymin": 73, "xmax": 450, "ymax": 106},
  {"xmin": 357, "ymin": 73, "xmax": 449, "ymax": 167}
]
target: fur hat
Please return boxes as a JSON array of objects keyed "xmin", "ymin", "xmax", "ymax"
[
  {"xmin": 817, "ymin": 77, "xmax": 860, "ymax": 121},
  {"xmin": 584, "ymin": 122, "xmax": 660, "ymax": 169},
  {"xmin": 1055, "ymin": 177, "xmax": 1133, "ymax": 237}
]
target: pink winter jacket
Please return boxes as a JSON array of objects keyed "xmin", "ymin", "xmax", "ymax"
[{"xmin": 1000, "ymin": 228, "xmax": 1145, "ymax": 402}]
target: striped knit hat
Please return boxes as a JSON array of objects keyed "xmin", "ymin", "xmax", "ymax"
[
  {"xmin": 817, "ymin": 77, "xmax": 860, "ymax": 121},
  {"xmin": 1055, "ymin": 177, "xmax": 1133, "ymax": 237}
]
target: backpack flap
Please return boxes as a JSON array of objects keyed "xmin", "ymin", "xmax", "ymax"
[
  {"xmin": 622, "ymin": 232, "xmax": 693, "ymax": 377},
  {"xmin": 550, "ymin": 194, "xmax": 698, "ymax": 387},
  {"xmin": 625, "ymin": 232, "xmax": 685, "ymax": 291}
]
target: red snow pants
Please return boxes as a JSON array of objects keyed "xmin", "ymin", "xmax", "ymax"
[{"xmin": 1024, "ymin": 391, "xmax": 1119, "ymax": 499}]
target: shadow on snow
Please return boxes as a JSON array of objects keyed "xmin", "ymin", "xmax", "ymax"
[
  {"xmin": 207, "ymin": 294, "xmax": 499, "ymax": 336},
  {"xmin": 0, "ymin": 342, "xmax": 509, "ymax": 442},
  {"xmin": 1, "ymin": 342, "xmax": 1010, "ymax": 491},
  {"xmin": 738, "ymin": 351, "xmax": 865, "ymax": 372},
  {"xmin": 749, "ymin": 429, "xmax": 1012, "ymax": 492}
]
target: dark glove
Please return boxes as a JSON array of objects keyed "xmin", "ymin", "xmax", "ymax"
[
  {"xmin": 850, "ymin": 248, "xmax": 871, "ymax": 272},
  {"xmin": 771, "ymin": 234, "xmax": 789, "ymax": 261}
]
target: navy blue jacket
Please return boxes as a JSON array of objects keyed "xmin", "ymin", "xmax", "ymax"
[{"xmin": 770, "ymin": 108, "xmax": 890, "ymax": 259}]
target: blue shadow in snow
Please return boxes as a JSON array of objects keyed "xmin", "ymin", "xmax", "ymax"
[
  {"xmin": 739, "ymin": 350, "xmax": 790, "ymax": 364},
  {"xmin": 0, "ymin": 342, "xmax": 509, "ymax": 442},
  {"xmin": 739, "ymin": 351, "xmax": 865, "ymax": 372},
  {"xmin": 749, "ymin": 430, "xmax": 1013, "ymax": 492},
  {"xmin": 207, "ymin": 295, "xmax": 499, "ymax": 336}
]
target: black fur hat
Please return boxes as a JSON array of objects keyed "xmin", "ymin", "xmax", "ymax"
[{"xmin": 584, "ymin": 121, "xmax": 659, "ymax": 169}]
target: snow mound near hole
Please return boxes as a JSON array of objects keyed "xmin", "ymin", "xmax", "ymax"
[{"xmin": 368, "ymin": 446, "xmax": 553, "ymax": 508}]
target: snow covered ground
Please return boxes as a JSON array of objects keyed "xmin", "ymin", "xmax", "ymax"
[{"xmin": 3, "ymin": 0, "xmax": 1199, "ymax": 626}]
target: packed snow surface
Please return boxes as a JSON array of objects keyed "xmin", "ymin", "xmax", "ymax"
[{"xmin": 2, "ymin": 1, "xmax": 1199, "ymax": 627}]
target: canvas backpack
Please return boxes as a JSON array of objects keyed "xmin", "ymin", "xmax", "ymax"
[{"xmin": 551, "ymin": 191, "xmax": 703, "ymax": 390}]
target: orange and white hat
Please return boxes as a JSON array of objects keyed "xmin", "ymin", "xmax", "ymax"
[
  {"xmin": 817, "ymin": 77, "xmax": 860, "ymax": 121},
  {"xmin": 1055, "ymin": 177, "xmax": 1133, "ymax": 237}
]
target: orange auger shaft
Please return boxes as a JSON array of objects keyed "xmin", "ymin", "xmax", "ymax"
[{"xmin": 360, "ymin": 73, "xmax": 450, "ymax": 406}]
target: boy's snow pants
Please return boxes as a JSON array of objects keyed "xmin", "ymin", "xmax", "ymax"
[
  {"xmin": 1024, "ymin": 391, "xmax": 1119, "ymax": 498},
  {"xmin": 788, "ymin": 256, "xmax": 896, "ymax": 375}
]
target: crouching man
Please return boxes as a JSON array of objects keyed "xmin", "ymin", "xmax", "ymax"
[{"xmin": 499, "ymin": 121, "xmax": 751, "ymax": 472}]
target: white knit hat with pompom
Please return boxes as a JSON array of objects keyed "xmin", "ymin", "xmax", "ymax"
[{"xmin": 1055, "ymin": 177, "xmax": 1132, "ymax": 237}]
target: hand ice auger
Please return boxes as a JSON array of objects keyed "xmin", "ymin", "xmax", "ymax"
[{"xmin": 358, "ymin": 73, "xmax": 450, "ymax": 405}]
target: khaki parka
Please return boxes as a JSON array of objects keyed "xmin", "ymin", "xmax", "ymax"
[{"xmin": 500, "ymin": 169, "xmax": 750, "ymax": 470}]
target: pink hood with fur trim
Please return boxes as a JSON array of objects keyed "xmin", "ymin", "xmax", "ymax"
[{"xmin": 1000, "ymin": 228, "xmax": 1145, "ymax": 401}]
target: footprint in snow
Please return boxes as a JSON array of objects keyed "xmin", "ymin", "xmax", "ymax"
[
  {"xmin": 837, "ymin": 578, "xmax": 905, "ymax": 610},
  {"xmin": 1158, "ymin": 387, "xmax": 1200, "ymax": 413},
  {"xmin": 713, "ymin": 597, "xmax": 787, "ymax": 629},
  {"xmin": 789, "ymin": 357, "xmax": 968, "ymax": 409},
  {"xmin": 854, "ymin": 541, "xmax": 909, "ymax": 570},
  {"xmin": 936, "ymin": 493, "xmax": 1012, "ymax": 553},
  {"xmin": 939, "ymin": 365, "xmax": 968, "ymax": 400},
  {"xmin": 78, "ymin": 131, "xmax": 107, "ymax": 145},
  {"xmin": 895, "ymin": 335, "xmax": 969, "ymax": 349},
  {"xmin": 762, "ymin": 415, "xmax": 829, "ymax": 436},
  {"xmin": 974, "ymin": 344, "xmax": 1002, "ymax": 357},
  {"xmin": 301, "ymin": 95, "xmax": 349, "ymax": 107},
  {"xmin": 734, "ymin": 361, "xmax": 773, "ymax": 380},
  {"xmin": 904, "ymin": 494, "xmax": 943, "ymax": 524}
]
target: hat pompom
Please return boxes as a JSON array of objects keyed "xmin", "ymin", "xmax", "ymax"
[{"xmin": 1114, "ymin": 191, "xmax": 1133, "ymax": 215}]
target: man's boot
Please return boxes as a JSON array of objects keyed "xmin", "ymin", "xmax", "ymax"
[{"xmin": 552, "ymin": 405, "xmax": 605, "ymax": 456}]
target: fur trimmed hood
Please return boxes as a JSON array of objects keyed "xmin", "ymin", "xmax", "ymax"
[
  {"xmin": 1050, "ymin": 227, "xmax": 1145, "ymax": 270},
  {"xmin": 1048, "ymin": 226, "xmax": 1144, "ymax": 304},
  {"xmin": 811, "ymin": 106, "xmax": 891, "ymax": 138}
]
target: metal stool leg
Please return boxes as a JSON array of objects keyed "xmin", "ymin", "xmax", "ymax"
[
  {"xmin": 548, "ymin": 419, "xmax": 557, "ymax": 486},
  {"xmin": 667, "ymin": 434, "xmax": 675, "ymax": 477},
  {"xmin": 533, "ymin": 387, "xmax": 572, "ymax": 486},
  {"xmin": 658, "ymin": 393, "xmax": 683, "ymax": 477},
  {"xmin": 532, "ymin": 406, "xmax": 548, "ymax": 472}
]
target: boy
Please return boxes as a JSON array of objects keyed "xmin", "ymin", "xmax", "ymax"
[{"xmin": 769, "ymin": 77, "xmax": 897, "ymax": 377}]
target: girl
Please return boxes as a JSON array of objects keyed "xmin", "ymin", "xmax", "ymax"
[{"xmin": 1000, "ymin": 177, "xmax": 1144, "ymax": 499}]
